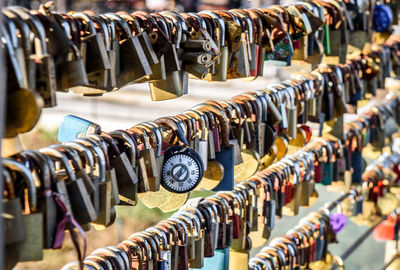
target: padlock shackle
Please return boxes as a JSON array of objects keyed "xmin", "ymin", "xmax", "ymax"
[{"xmin": 3, "ymin": 158, "xmax": 37, "ymax": 212}]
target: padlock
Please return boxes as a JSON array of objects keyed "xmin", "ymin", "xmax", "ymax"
[
  {"xmin": 105, "ymin": 14, "xmax": 152, "ymax": 87},
  {"xmin": 3, "ymin": 159, "xmax": 43, "ymax": 261},
  {"xmin": 200, "ymin": 11, "xmax": 229, "ymax": 82},
  {"xmin": 2, "ymin": 165, "xmax": 26, "ymax": 246},
  {"xmin": 69, "ymin": 12, "xmax": 111, "ymax": 96},
  {"xmin": 2, "ymin": 14, "xmax": 29, "ymax": 89},
  {"xmin": 226, "ymin": 20, "xmax": 250, "ymax": 79},
  {"xmin": 95, "ymin": 14, "xmax": 118, "ymax": 90},
  {"xmin": 101, "ymin": 133, "xmax": 138, "ymax": 206},
  {"xmin": 1, "ymin": 167, "xmax": 25, "ymax": 269},
  {"xmin": 130, "ymin": 126, "xmax": 159, "ymax": 192},
  {"xmin": 184, "ymin": 110, "xmax": 209, "ymax": 170},
  {"xmin": 73, "ymin": 139, "xmax": 111, "ymax": 229},
  {"xmin": 85, "ymin": 135, "xmax": 120, "ymax": 209},
  {"xmin": 20, "ymin": 150, "xmax": 57, "ymax": 249},
  {"xmin": 57, "ymin": 44, "xmax": 89, "ymax": 91},
  {"xmin": 2, "ymin": 11, "xmax": 44, "ymax": 138},
  {"xmin": 40, "ymin": 147, "xmax": 98, "ymax": 224},
  {"xmin": 149, "ymin": 71, "xmax": 183, "ymax": 101},
  {"xmin": 9, "ymin": 7, "xmax": 57, "ymax": 107}
]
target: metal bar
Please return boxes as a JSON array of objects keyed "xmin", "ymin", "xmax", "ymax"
[
  {"xmin": 381, "ymin": 253, "xmax": 400, "ymax": 270},
  {"xmin": 330, "ymin": 215, "xmax": 387, "ymax": 270},
  {"xmin": 322, "ymin": 190, "xmax": 355, "ymax": 213}
]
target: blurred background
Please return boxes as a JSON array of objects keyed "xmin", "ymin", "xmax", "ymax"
[{"xmin": 3, "ymin": 0, "xmax": 395, "ymax": 269}]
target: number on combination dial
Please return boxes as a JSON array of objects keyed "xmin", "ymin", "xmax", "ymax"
[{"xmin": 161, "ymin": 153, "xmax": 202, "ymax": 193}]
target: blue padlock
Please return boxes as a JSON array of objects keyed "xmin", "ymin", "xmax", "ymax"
[
  {"xmin": 221, "ymin": 247, "xmax": 230, "ymax": 270},
  {"xmin": 265, "ymin": 33, "xmax": 294, "ymax": 66},
  {"xmin": 193, "ymin": 247, "xmax": 230, "ymax": 270},
  {"xmin": 212, "ymin": 146, "xmax": 234, "ymax": 191},
  {"xmin": 57, "ymin": 115, "xmax": 101, "ymax": 143},
  {"xmin": 351, "ymin": 150, "xmax": 363, "ymax": 184},
  {"xmin": 321, "ymin": 162, "xmax": 333, "ymax": 185},
  {"xmin": 349, "ymin": 90, "xmax": 362, "ymax": 106},
  {"xmin": 373, "ymin": 3, "xmax": 393, "ymax": 32}
]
